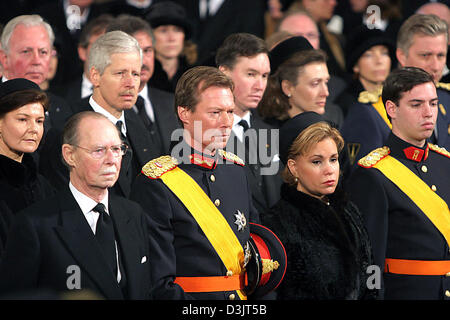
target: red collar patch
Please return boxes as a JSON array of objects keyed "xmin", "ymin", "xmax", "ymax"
[
  {"xmin": 403, "ymin": 145, "xmax": 429, "ymax": 162},
  {"xmin": 190, "ymin": 153, "xmax": 217, "ymax": 169}
]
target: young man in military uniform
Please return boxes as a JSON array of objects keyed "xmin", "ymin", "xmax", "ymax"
[
  {"xmin": 130, "ymin": 66, "xmax": 285, "ymax": 300},
  {"xmin": 396, "ymin": 13, "xmax": 450, "ymax": 150},
  {"xmin": 348, "ymin": 67, "xmax": 450, "ymax": 299}
]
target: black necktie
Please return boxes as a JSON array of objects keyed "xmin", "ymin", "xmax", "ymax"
[
  {"xmin": 135, "ymin": 96, "xmax": 153, "ymax": 130},
  {"xmin": 115, "ymin": 120, "xmax": 128, "ymax": 144},
  {"xmin": 93, "ymin": 203, "xmax": 117, "ymax": 277},
  {"xmin": 238, "ymin": 119, "xmax": 250, "ymax": 132}
]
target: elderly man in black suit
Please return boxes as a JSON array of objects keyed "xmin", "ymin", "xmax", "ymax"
[
  {"xmin": 40, "ymin": 31, "xmax": 158, "ymax": 198},
  {"xmin": 0, "ymin": 111, "xmax": 152, "ymax": 299}
]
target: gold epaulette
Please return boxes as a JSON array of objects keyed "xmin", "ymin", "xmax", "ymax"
[
  {"xmin": 358, "ymin": 87, "xmax": 383, "ymax": 104},
  {"xmin": 141, "ymin": 155, "xmax": 178, "ymax": 179},
  {"xmin": 358, "ymin": 146, "xmax": 390, "ymax": 168},
  {"xmin": 428, "ymin": 143, "xmax": 450, "ymax": 159},
  {"xmin": 218, "ymin": 149, "xmax": 245, "ymax": 166},
  {"xmin": 436, "ymin": 82, "xmax": 450, "ymax": 91}
]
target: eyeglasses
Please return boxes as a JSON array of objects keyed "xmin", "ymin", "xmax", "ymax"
[{"xmin": 72, "ymin": 144, "xmax": 128, "ymax": 159}]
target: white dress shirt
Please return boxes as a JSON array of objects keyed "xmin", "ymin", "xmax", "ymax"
[
  {"xmin": 69, "ymin": 182, "xmax": 121, "ymax": 282},
  {"xmin": 89, "ymin": 96, "xmax": 127, "ymax": 137},
  {"xmin": 232, "ymin": 112, "xmax": 251, "ymax": 142}
]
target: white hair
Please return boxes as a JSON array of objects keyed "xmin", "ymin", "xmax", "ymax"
[
  {"xmin": 1, "ymin": 15, "xmax": 55, "ymax": 53},
  {"xmin": 88, "ymin": 30, "xmax": 143, "ymax": 75}
]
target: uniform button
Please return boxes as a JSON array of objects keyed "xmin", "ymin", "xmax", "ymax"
[
  {"xmin": 421, "ymin": 165, "xmax": 428, "ymax": 173},
  {"xmin": 228, "ymin": 293, "xmax": 236, "ymax": 300},
  {"xmin": 214, "ymin": 199, "xmax": 220, "ymax": 207},
  {"xmin": 226, "ymin": 270, "xmax": 233, "ymax": 276},
  {"xmin": 445, "ymin": 290, "xmax": 450, "ymax": 297},
  {"xmin": 210, "ymin": 175, "xmax": 216, "ymax": 182},
  {"xmin": 431, "ymin": 185, "xmax": 437, "ymax": 192}
]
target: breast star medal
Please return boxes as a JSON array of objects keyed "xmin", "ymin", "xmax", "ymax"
[{"xmin": 234, "ymin": 210, "xmax": 247, "ymax": 232}]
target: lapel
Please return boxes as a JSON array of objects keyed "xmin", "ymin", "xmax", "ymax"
[
  {"xmin": 436, "ymin": 108, "xmax": 448, "ymax": 147},
  {"xmin": 124, "ymin": 109, "xmax": 158, "ymax": 164},
  {"xmin": 109, "ymin": 195, "xmax": 143, "ymax": 299},
  {"xmin": 147, "ymin": 86, "xmax": 179, "ymax": 153},
  {"xmin": 436, "ymin": 89, "xmax": 449, "ymax": 148},
  {"xmin": 53, "ymin": 188, "xmax": 124, "ymax": 299}
]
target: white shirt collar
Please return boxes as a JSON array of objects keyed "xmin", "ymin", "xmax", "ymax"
[
  {"xmin": 89, "ymin": 96, "xmax": 127, "ymax": 135},
  {"xmin": 69, "ymin": 182, "xmax": 109, "ymax": 236},
  {"xmin": 126, "ymin": 0, "xmax": 152, "ymax": 9},
  {"xmin": 232, "ymin": 111, "xmax": 251, "ymax": 142},
  {"xmin": 81, "ymin": 74, "xmax": 93, "ymax": 99},
  {"xmin": 137, "ymin": 85, "xmax": 155, "ymax": 122},
  {"xmin": 69, "ymin": 182, "xmax": 109, "ymax": 216}
]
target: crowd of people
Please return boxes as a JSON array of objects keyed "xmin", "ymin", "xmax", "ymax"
[{"xmin": 0, "ymin": 0, "xmax": 449, "ymax": 301}]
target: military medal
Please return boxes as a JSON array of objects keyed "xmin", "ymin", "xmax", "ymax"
[{"xmin": 234, "ymin": 210, "xmax": 247, "ymax": 232}]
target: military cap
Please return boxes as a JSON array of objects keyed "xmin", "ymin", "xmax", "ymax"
[{"xmin": 244, "ymin": 222, "xmax": 287, "ymax": 297}]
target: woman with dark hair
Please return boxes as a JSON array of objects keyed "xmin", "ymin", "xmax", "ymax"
[
  {"xmin": 258, "ymin": 36, "xmax": 343, "ymax": 128},
  {"xmin": 336, "ymin": 25, "xmax": 395, "ymax": 180},
  {"xmin": 261, "ymin": 112, "xmax": 376, "ymax": 300},
  {"xmin": 0, "ymin": 78, "xmax": 55, "ymax": 253},
  {"xmin": 146, "ymin": 1, "xmax": 195, "ymax": 93}
]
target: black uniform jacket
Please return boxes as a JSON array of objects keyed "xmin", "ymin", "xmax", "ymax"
[
  {"xmin": 130, "ymin": 140, "xmax": 260, "ymax": 300},
  {"xmin": 0, "ymin": 187, "xmax": 152, "ymax": 299},
  {"xmin": 348, "ymin": 133, "xmax": 450, "ymax": 299}
]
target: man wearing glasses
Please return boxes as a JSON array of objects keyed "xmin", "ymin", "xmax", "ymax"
[
  {"xmin": 0, "ymin": 111, "xmax": 154, "ymax": 299},
  {"xmin": 40, "ymin": 30, "xmax": 158, "ymax": 197}
]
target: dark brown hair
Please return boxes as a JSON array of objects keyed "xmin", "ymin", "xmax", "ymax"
[
  {"xmin": 0, "ymin": 90, "xmax": 49, "ymax": 118},
  {"xmin": 174, "ymin": 66, "xmax": 234, "ymax": 122}
]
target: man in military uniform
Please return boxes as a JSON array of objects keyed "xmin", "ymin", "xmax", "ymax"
[
  {"xmin": 348, "ymin": 67, "xmax": 450, "ymax": 299},
  {"xmin": 396, "ymin": 13, "xmax": 450, "ymax": 150},
  {"xmin": 130, "ymin": 66, "xmax": 284, "ymax": 300}
]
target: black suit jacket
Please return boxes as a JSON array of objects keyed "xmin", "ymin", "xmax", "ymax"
[
  {"xmin": 39, "ymin": 97, "xmax": 158, "ymax": 197},
  {"xmin": 226, "ymin": 113, "xmax": 282, "ymax": 214},
  {"xmin": 177, "ymin": 0, "xmax": 265, "ymax": 65},
  {"xmin": 146, "ymin": 86, "xmax": 180, "ymax": 154},
  {"xmin": 0, "ymin": 188, "xmax": 151, "ymax": 299},
  {"xmin": 35, "ymin": 1, "xmax": 104, "ymax": 86}
]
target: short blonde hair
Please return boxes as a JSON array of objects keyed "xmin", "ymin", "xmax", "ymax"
[{"xmin": 282, "ymin": 121, "xmax": 344, "ymax": 185}]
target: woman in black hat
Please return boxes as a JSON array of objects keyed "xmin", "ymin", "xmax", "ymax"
[
  {"xmin": 259, "ymin": 36, "xmax": 342, "ymax": 128},
  {"xmin": 336, "ymin": 25, "xmax": 395, "ymax": 180},
  {"xmin": 146, "ymin": 1, "xmax": 195, "ymax": 93},
  {"xmin": 261, "ymin": 112, "xmax": 376, "ymax": 300},
  {"xmin": 0, "ymin": 79, "xmax": 55, "ymax": 254}
]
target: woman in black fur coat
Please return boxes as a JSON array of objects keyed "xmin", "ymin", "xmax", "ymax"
[
  {"xmin": 0, "ymin": 79, "xmax": 55, "ymax": 254},
  {"xmin": 262, "ymin": 112, "xmax": 376, "ymax": 299}
]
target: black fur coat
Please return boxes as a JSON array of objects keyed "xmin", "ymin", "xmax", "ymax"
[{"xmin": 262, "ymin": 183, "xmax": 376, "ymax": 300}]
